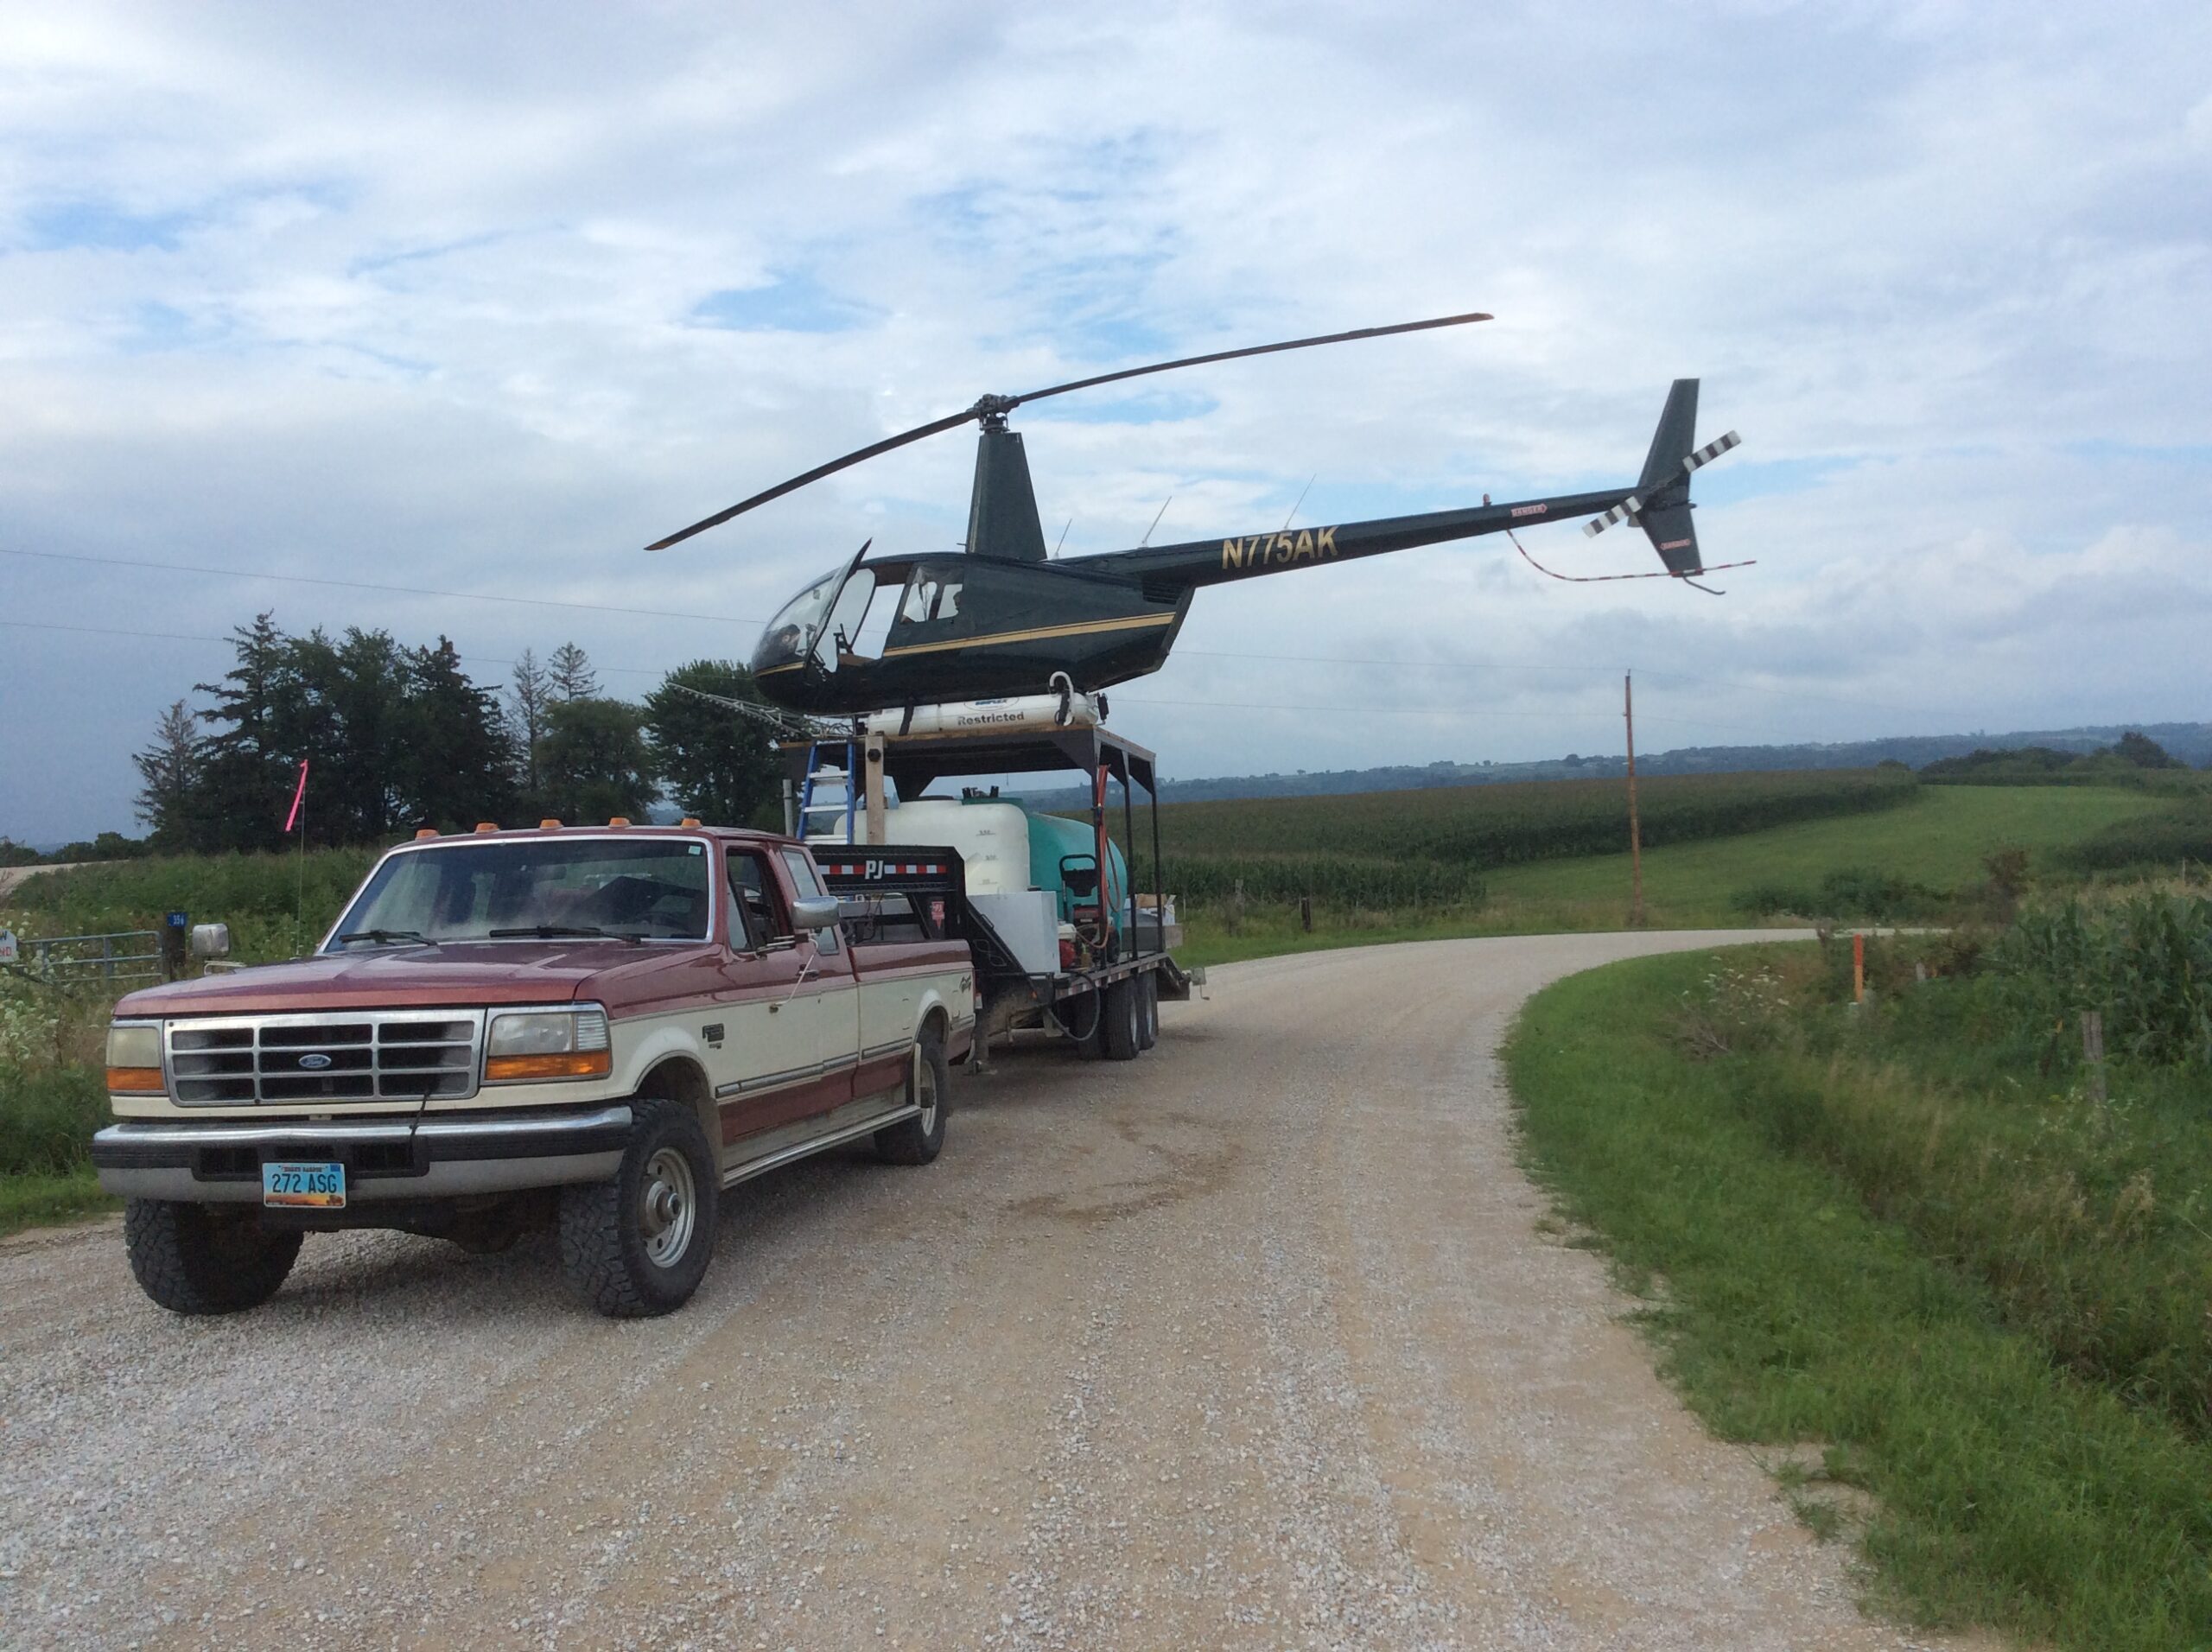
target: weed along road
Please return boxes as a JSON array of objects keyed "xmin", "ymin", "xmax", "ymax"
[{"xmin": 3, "ymin": 931, "xmax": 1990, "ymax": 1651}]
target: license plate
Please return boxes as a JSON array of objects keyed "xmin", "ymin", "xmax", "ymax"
[{"xmin": 263, "ymin": 1160, "xmax": 346, "ymax": 1209}]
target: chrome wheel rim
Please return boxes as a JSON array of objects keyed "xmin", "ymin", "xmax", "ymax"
[
  {"xmin": 916, "ymin": 1054, "xmax": 938, "ymax": 1135},
  {"xmin": 639, "ymin": 1147, "xmax": 696, "ymax": 1268}
]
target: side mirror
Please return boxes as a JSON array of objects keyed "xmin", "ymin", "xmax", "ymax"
[
  {"xmin": 788, "ymin": 894, "xmax": 842, "ymax": 934},
  {"xmin": 188, "ymin": 923, "xmax": 231, "ymax": 960}
]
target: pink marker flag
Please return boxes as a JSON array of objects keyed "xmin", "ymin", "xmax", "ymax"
[{"xmin": 284, "ymin": 759, "xmax": 309, "ymax": 834}]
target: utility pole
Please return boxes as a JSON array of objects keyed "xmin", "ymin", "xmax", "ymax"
[{"xmin": 1624, "ymin": 673, "xmax": 1645, "ymax": 927}]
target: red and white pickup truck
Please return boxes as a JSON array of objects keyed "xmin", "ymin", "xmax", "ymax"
[{"xmin": 92, "ymin": 824, "xmax": 975, "ymax": 1318}]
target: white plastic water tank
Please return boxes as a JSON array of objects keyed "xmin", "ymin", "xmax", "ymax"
[{"xmin": 877, "ymin": 798, "xmax": 1030, "ymax": 896}]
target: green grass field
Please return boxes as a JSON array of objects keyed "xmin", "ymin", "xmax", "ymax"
[
  {"xmin": 1174, "ymin": 783, "xmax": 2167, "ymax": 966},
  {"xmin": 1482, "ymin": 783, "xmax": 2162, "ymax": 915},
  {"xmin": 1508, "ymin": 945, "xmax": 2212, "ymax": 1649}
]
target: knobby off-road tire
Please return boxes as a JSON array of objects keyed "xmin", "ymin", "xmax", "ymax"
[
  {"xmin": 874, "ymin": 1026, "xmax": 950, "ymax": 1166},
  {"xmin": 1136, "ymin": 969, "xmax": 1159, "ymax": 1051},
  {"xmin": 557, "ymin": 1098, "xmax": 719, "ymax": 1318},
  {"xmin": 1103, "ymin": 975, "xmax": 1142, "ymax": 1061},
  {"xmin": 124, "ymin": 1199, "xmax": 303, "ymax": 1315}
]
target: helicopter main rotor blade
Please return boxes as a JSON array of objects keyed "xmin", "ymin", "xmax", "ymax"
[
  {"xmin": 645, "ymin": 410, "xmax": 982, "ymax": 551},
  {"xmin": 645, "ymin": 308, "xmax": 1491, "ymax": 552},
  {"xmin": 1001, "ymin": 309, "xmax": 1491, "ymax": 411}
]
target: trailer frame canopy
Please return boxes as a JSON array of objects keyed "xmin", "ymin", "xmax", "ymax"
[{"xmin": 864, "ymin": 725, "xmax": 1157, "ymax": 801}]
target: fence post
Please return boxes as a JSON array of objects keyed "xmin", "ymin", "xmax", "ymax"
[
  {"xmin": 1300, "ymin": 895, "xmax": 1313, "ymax": 933},
  {"xmin": 1852, "ymin": 931, "xmax": 1866, "ymax": 1004},
  {"xmin": 2081, "ymin": 1011, "xmax": 2107, "ymax": 1102}
]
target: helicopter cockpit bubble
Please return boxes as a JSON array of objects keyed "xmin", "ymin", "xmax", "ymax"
[{"xmin": 750, "ymin": 565, "xmax": 847, "ymax": 676}]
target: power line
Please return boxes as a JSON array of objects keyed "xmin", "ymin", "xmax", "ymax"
[
  {"xmin": 1112, "ymin": 692, "xmax": 1805, "ymax": 739},
  {"xmin": 0, "ymin": 545, "xmax": 763, "ymax": 626},
  {"xmin": 1174, "ymin": 645, "xmax": 1966, "ymax": 721},
  {"xmin": 0, "ymin": 619, "xmax": 665, "ymax": 677},
  {"xmin": 0, "ymin": 618, "xmax": 1944, "ymax": 740},
  {"xmin": 4, "ymin": 548, "xmax": 1973, "ymax": 716},
  {"xmin": 3, "ymin": 543, "xmax": 1955, "ymax": 717}
]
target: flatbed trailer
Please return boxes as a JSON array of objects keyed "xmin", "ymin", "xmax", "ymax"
[{"xmin": 803, "ymin": 721, "xmax": 1197, "ymax": 1063}]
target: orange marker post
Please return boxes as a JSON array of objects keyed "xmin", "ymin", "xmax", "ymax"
[{"xmin": 1853, "ymin": 931, "xmax": 1866, "ymax": 1004}]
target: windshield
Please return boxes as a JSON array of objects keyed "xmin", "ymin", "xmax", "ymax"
[
  {"xmin": 751, "ymin": 567, "xmax": 847, "ymax": 674},
  {"xmin": 328, "ymin": 838, "xmax": 714, "ymax": 948}
]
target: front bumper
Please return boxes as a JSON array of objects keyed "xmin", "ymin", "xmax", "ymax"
[{"xmin": 91, "ymin": 1104, "xmax": 633, "ymax": 1204}]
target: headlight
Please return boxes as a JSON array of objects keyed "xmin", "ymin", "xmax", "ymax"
[
  {"xmin": 484, "ymin": 1007, "xmax": 612, "ymax": 1082},
  {"xmin": 105, "ymin": 1021, "xmax": 164, "ymax": 1094}
]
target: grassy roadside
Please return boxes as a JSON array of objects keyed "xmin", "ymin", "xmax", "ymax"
[
  {"xmin": 0, "ymin": 1170, "xmax": 112, "ymax": 1236},
  {"xmin": 0, "ymin": 1064, "xmax": 116, "ymax": 1236},
  {"xmin": 1505, "ymin": 948, "xmax": 2212, "ymax": 1649}
]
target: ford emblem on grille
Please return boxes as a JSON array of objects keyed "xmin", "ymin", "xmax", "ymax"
[{"xmin": 297, "ymin": 1052, "xmax": 334, "ymax": 1071}]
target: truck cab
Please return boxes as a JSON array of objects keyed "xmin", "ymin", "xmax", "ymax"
[{"xmin": 92, "ymin": 825, "xmax": 975, "ymax": 1318}]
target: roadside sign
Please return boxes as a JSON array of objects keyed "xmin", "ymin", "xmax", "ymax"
[
  {"xmin": 167, "ymin": 911, "xmax": 189, "ymax": 929},
  {"xmin": 0, "ymin": 929, "xmax": 15, "ymax": 963}
]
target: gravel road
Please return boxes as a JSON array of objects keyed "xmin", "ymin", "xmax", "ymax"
[{"xmin": 0, "ymin": 931, "xmax": 1989, "ymax": 1650}]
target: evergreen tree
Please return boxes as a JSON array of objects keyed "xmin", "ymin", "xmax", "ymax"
[
  {"xmin": 548, "ymin": 641, "xmax": 597, "ymax": 702},
  {"xmin": 132, "ymin": 700, "xmax": 206, "ymax": 848},
  {"xmin": 396, "ymin": 638, "xmax": 517, "ymax": 829},
  {"xmin": 643, "ymin": 660, "xmax": 782, "ymax": 827},
  {"xmin": 192, "ymin": 613, "xmax": 295, "ymax": 852},
  {"xmin": 509, "ymin": 647, "xmax": 551, "ymax": 803},
  {"xmin": 541, "ymin": 698, "xmax": 657, "ymax": 823},
  {"xmin": 313, "ymin": 627, "xmax": 407, "ymax": 842}
]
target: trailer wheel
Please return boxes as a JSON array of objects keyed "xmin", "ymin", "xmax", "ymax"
[
  {"xmin": 1058, "ymin": 988, "xmax": 1105, "ymax": 1059},
  {"xmin": 557, "ymin": 1098, "xmax": 718, "ymax": 1318},
  {"xmin": 875, "ymin": 1026, "xmax": 950, "ymax": 1165},
  {"xmin": 124, "ymin": 1200, "xmax": 302, "ymax": 1316},
  {"xmin": 1136, "ymin": 970, "xmax": 1159, "ymax": 1051},
  {"xmin": 1103, "ymin": 975, "xmax": 1142, "ymax": 1061}
]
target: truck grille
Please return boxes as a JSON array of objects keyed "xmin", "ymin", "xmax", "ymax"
[{"xmin": 167, "ymin": 1011, "xmax": 485, "ymax": 1106}]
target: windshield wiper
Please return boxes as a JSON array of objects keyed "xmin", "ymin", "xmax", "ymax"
[
  {"xmin": 336, "ymin": 929, "xmax": 439, "ymax": 947},
  {"xmin": 486, "ymin": 924, "xmax": 645, "ymax": 945}
]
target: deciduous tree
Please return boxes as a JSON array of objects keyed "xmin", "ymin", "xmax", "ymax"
[
  {"xmin": 643, "ymin": 661, "xmax": 782, "ymax": 828},
  {"xmin": 541, "ymin": 698, "xmax": 657, "ymax": 823}
]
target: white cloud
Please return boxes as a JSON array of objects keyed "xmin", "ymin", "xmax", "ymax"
[{"xmin": 2, "ymin": 0, "xmax": 2209, "ymax": 840}]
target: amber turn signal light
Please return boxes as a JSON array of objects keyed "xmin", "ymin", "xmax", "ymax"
[
  {"xmin": 106, "ymin": 1065, "xmax": 165, "ymax": 1094},
  {"xmin": 483, "ymin": 1049, "xmax": 613, "ymax": 1083}
]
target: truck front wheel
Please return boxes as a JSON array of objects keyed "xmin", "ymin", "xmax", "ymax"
[
  {"xmin": 124, "ymin": 1199, "xmax": 303, "ymax": 1315},
  {"xmin": 557, "ymin": 1099, "xmax": 719, "ymax": 1318}
]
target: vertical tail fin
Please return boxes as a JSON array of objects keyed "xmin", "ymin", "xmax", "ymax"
[
  {"xmin": 1639, "ymin": 378, "xmax": 1700, "ymax": 495},
  {"xmin": 1637, "ymin": 378, "xmax": 1704, "ymax": 575}
]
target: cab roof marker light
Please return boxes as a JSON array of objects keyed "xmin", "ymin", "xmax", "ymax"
[
  {"xmin": 679, "ymin": 816, "xmax": 702, "ymax": 828},
  {"xmin": 539, "ymin": 818, "xmax": 562, "ymax": 829},
  {"xmin": 608, "ymin": 816, "xmax": 631, "ymax": 828},
  {"xmin": 414, "ymin": 828, "xmax": 439, "ymax": 840},
  {"xmin": 474, "ymin": 822, "xmax": 499, "ymax": 834}
]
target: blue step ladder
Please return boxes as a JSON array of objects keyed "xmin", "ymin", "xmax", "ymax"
[{"xmin": 797, "ymin": 740, "xmax": 860, "ymax": 843}]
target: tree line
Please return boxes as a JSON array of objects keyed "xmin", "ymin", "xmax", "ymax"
[{"xmin": 128, "ymin": 614, "xmax": 785, "ymax": 853}]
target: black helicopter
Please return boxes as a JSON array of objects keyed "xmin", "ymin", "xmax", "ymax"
[{"xmin": 646, "ymin": 313, "xmax": 1741, "ymax": 717}]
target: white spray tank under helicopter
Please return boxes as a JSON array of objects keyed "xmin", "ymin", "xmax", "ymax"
[{"xmin": 858, "ymin": 672, "xmax": 1103, "ymax": 739}]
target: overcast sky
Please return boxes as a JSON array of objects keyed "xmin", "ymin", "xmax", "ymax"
[{"xmin": 3, "ymin": 1, "xmax": 2208, "ymax": 843}]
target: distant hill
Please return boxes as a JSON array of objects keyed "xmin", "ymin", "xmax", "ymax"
[{"xmin": 989, "ymin": 721, "xmax": 2212, "ymax": 810}]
